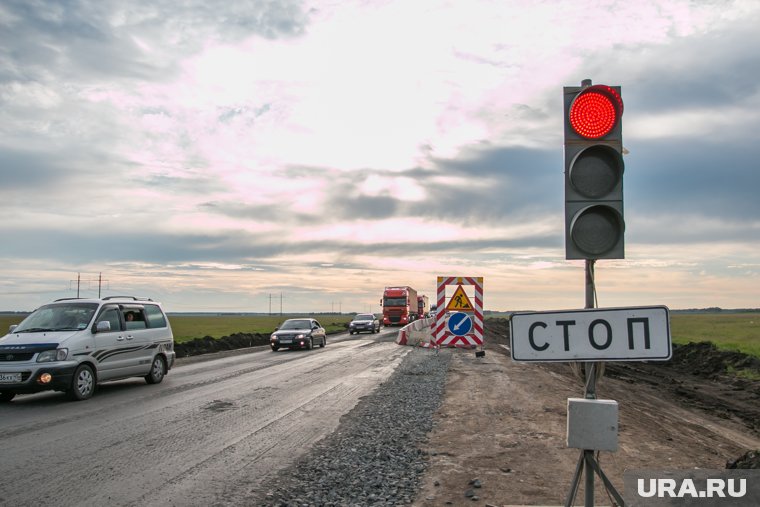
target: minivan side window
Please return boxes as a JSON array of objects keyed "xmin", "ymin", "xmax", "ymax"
[
  {"xmin": 124, "ymin": 308, "xmax": 147, "ymax": 330},
  {"xmin": 144, "ymin": 304, "xmax": 167, "ymax": 328}
]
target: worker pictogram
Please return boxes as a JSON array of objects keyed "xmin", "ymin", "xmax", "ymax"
[{"xmin": 445, "ymin": 285, "xmax": 474, "ymax": 311}]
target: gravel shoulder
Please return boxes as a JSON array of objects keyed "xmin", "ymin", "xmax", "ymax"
[{"xmin": 253, "ymin": 344, "xmax": 452, "ymax": 506}]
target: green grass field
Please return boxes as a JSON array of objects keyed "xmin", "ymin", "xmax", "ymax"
[{"xmin": 670, "ymin": 312, "xmax": 760, "ymax": 357}]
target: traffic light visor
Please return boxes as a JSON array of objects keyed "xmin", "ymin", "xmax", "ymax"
[{"xmin": 569, "ymin": 85, "xmax": 623, "ymax": 139}]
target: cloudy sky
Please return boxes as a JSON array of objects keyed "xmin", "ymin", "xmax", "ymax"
[{"xmin": 1, "ymin": 0, "xmax": 759, "ymax": 313}]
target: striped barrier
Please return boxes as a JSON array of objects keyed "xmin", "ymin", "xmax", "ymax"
[
  {"xmin": 396, "ymin": 317, "xmax": 435, "ymax": 346},
  {"xmin": 433, "ymin": 276, "xmax": 484, "ymax": 347}
]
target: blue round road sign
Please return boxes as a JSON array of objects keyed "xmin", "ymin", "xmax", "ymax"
[{"xmin": 447, "ymin": 312, "xmax": 473, "ymax": 336}]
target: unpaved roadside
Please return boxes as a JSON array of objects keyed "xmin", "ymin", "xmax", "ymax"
[{"xmin": 413, "ymin": 320, "xmax": 760, "ymax": 506}]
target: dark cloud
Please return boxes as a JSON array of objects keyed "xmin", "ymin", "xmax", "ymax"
[
  {"xmin": 0, "ymin": 145, "xmax": 134, "ymax": 194},
  {"xmin": 1, "ymin": 227, "xmax": 279, "ymax": 264},
  {"xmin": 628, "ymin": 139, "xmax": 759, "ymax": 208},
  {"xmin": 0, "ymin": 220, "xmax": 558, "ymax": 268},
  {"xmin": 0, "ymin": 148, "xmax": 70, "ymax": 188},
  {"xmin": 582, "ymin": 14, "xmax": 760, "ymax": 116},
  {"xmin": 328, "ymin": 195, "xmax": 400, "ymax": 220},
  {"xmin": 414, "ymin": 146, "xmax": 562, "ymax": 223},
  {"xmin": 309, "ymin": 146, "xmax": 563, "ymax": 225},
  {"xmin": 0, "ymin": 0, "xmax": 311, "ymax": 83}
]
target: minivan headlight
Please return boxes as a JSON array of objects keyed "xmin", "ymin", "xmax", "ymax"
[{"xmin": 37, "ymin": 348, "xmax": 68, "ymax": 362}]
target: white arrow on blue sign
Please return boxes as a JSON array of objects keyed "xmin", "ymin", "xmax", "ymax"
[{"xmin": 447, "ymin": 312, "xmax": 473, "ymax": 336}]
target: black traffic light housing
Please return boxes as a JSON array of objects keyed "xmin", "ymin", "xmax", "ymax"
[{"xmin": 564, "ymin": 81, "xmax": 625, "ymax": 260}]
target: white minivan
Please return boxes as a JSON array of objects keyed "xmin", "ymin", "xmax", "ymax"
[{"xmin": 0, "ymin": 296, "xmax": 176, "ymax": 402}]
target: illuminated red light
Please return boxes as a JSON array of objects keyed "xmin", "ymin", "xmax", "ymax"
[{"xmin": 569, "ymin": 86, "xmax": 623, "ymax": 139}]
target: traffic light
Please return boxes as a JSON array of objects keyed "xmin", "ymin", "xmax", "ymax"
[{"xmin": 564, "ymin": 81, "xmax": 624, "ymax": 260}]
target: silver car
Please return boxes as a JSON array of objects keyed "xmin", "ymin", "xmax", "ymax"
[{"xmin": 348, "ymin": 313, "xmax": 380, "ymax": 335}]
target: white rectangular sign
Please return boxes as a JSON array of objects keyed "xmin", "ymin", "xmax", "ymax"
[{"xmin": 510, "ymin": 306, "xmax": 671, "ymax": 362}]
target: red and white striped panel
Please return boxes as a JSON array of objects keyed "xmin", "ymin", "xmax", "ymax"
[{"xmin": 433, "ymin": 276, "xmax": 484, "ymax": 347}]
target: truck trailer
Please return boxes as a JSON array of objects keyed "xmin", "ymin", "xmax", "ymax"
[{"xmin": 417, "ymin": 294, "xmax": 430, "ymax": 319}]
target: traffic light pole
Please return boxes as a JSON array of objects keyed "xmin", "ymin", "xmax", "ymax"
[
  {"xmin": 585, "ymin": 259, "xmax": 595, "ymax": 310},
  {"xmin": 564, "ymin": 260, "xmax": 626, "ymax": 507},
  {"xmin": 584, "ymin": 259, "xmax": 599, "ymax": 507}
]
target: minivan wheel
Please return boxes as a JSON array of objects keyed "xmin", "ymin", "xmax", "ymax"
[
  {"xmin": 145, "ymin": 356, "xmax": 166, "ymax": 385},
  {"xmin": 67, "ymin": 364, "xmax": 95, "ymax": 401},
  {"xmin": 0, "ymin": 392, "xmax": 15, "ymax": 402}
]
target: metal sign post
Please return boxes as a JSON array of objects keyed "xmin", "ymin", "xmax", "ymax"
[{"xmin": 565, "ymin": 260, "xmax": 625, "ymax": 507}]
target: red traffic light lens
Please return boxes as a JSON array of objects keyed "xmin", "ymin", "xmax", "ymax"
[{"xmin": 569, "ymin": 85, "xmax": 623, "ymax": 139}]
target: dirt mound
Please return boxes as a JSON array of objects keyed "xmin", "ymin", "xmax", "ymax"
[
  {"xmin": 174, "ymin": 332, "xmax": 270, "ymax": 357},
  {"xmin": 483, "ymin": 317, "xmax": 510, "ymax": 347},
  {"xmin": 669, "ymin": 341, "xmax": 760, "ymax": 379},
  {"xmin": 726, "ymin": 450, "xmax": 760, "ymax": 469}
]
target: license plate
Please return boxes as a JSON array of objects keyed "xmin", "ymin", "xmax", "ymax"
[
  {"xmin": 0, "ymin": 372, "xmax": 22, "ymax": 383},
  {"xmin": 279, "ymin": 339, "xmax": 292, "ymax": 344}
]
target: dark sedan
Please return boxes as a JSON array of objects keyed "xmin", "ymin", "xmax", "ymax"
[
  {"xmin": 270, "ymin": 318, "xmax": 326, "ymax": 351},
  {"xmin": 348, "ymin": 313, "xmax": 380, "ymax": 335}
]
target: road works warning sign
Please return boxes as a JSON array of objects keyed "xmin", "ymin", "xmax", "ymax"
[
  {"xmin": 434, "ymin": 276, "xmax": 483, "ymax": 347},
  {"xmin": 445, "ymin": 285, "xmax": 474, "ymax": 311}
]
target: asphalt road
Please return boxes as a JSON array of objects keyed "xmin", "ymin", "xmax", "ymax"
[{"xmin": 0, "ymin": 330, "xmax": 405, "ymax": 507}]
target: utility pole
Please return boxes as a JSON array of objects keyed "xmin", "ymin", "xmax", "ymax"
[{"xmin": 69, "ymin": 272, "xmax": 108, "ymax": 298}]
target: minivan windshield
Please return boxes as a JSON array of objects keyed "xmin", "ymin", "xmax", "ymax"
[
  {"xmin": 279, "ymin": 319, "xmax": 311, "ymax": 330},
  {"xmin": 13, "ymin": 303, "xmax": 98, "ymax": 333}
]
